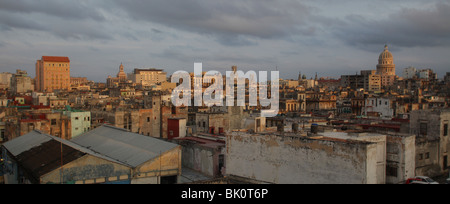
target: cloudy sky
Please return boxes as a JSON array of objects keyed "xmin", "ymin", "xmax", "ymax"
[{"xmin": 0, "ymin": 0, "xmax": 449, "ymax": 82}]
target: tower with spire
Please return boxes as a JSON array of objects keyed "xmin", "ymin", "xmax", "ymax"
[{"xmin": 117, "ymin": 63, "xmax": 127, "ymax": 82}]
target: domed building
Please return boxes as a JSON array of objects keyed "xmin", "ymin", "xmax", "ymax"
[
  {"xmin": 377, "ymin": 45, "xmax": 396, "ymax": 76},
  {"xmin": 376, "ymin": 45, "xmax": 397, "ymax": 87}
]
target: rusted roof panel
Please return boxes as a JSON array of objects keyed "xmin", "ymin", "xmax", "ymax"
[{"xmin": 15, "ymin": 140, "xmax": 86, "ymax": 183}]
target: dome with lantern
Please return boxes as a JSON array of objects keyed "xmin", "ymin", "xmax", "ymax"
[{"xmin": 378, "ymin": 45, "xmax": 394, "ymax": 65}]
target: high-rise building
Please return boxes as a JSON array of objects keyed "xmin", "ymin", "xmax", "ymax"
[
  {"xmin": 403, "ymin": 66, "xmax": 417, "ymax": 79},
  {"xmin": 10, "ymin": 70, "xmax": 34, "ymax": 94},
  {"xmin": 0, "ymin": 72, "xmax": 13, "ymax": 90},
  {"xmin": 36, "ymin": 56, "xmax": 71, "ymax": 92},
  {"xmin": 130, "ymin": 68, "xmax": 167, "ymax": 86},
  {"xmin": 361, "ymin": 70, "xmax": 381, "ymax": 92},
  {"xmin": 445, "ymin": 72, "xmax": 450, "ymax": 82}
]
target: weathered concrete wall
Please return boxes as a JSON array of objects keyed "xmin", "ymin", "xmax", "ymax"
[
  {"xmin": 226, "ymin": 132, "xmax": 378, "ymax": 184},
  {"xmin": 404, "ymin": 135, "xmax": 416, "ymax": 180},
  {"xmin": 228, "ymin": 106, "xmax": 244, "ymax": 131},
  {"xmin": 415, "ymin": 140, "xmax": 441, "ymax": 176},
  {"xmin": 139, "ymin": 109, "xmax": 153, "ymax": 136},
  {"xmin": 319, "ymin": 132, "xmax": 387, "ymax": 184},
  {"xmin": 182, "ymin": 144, "xmax": 215, "ymax": 177},
  {"xmin": 41, "ymin": 155, "xmax": 130, "ymax": 184},
  {"xmin": 196, "ymin": 113, "xmax": 209, "ymax": 133},
  {"xmin": 161, "ymin": 106, "xmax": 188, "ymax": 139},
  {"xmin": 410, "ymin": 110, "xmax": 450, "ymax": 176},
  {"xmin": 386, "ymin": 134, "xmax": 416, "ymax": 184},
  {"xmin": 208, "ymin": 113, "xmax": 229, "ymax": 135},
  {"xmin": 135, "ymin": 146, "xmax": 182, "ymax": 183}
]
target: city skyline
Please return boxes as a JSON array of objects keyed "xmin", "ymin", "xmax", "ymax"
[
  {"xmin": 0, "ymin": 0, "xmax": 449, "ymax": 82},
  {"xmin": 1, "ymin": 1, "xmax": 450, "ymax": 186}
]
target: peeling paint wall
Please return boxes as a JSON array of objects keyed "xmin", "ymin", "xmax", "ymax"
[
  {"xmin": 184, "ymin": 145, "xmax": 214, "ymax": 177},
  {"xmin": 41, "ymin": 155, "xmax": 130, "ymax": 184},
  {"xmin": 410, "ymin": 110, "xmax": 450, "ymax": 177},
  {"xmin": 386, "ymin": 134, "xmax": 416, "ymax": 184},
  {"xmin": 40, "ymin": 146, "xmax": 182, "ymax": 184},
  {"xmin": 135, "ymin": 146, "xmax": 182, "ymax": 184},
  {"xmin": 226, "ymin": 132, "xmax": 379, "ymax": 184}
]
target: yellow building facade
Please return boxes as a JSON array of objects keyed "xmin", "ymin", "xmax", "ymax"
[{"xmin": 36, "ymin": 56, "xmax": 71, "ymax": 92}]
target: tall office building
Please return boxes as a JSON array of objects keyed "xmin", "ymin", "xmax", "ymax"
[{"xmin": 36, "ymin": 56, "xmax": 71, "ymax": 92}]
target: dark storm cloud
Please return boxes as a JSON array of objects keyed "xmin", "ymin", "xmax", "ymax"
[
  {"xmin": 0, "ymin": 11, "xmax": 46, "ymax": 31},
  {"xmin": 0, "ymin": 0, "xmax": 111, "ymax": 40},
  {"xmin": 0, "ymin": 0, "xmax": 105, "ymax": 21},
  {"xmin": 111, "ymin": 0, "xmax": 316, "ymax": 46},
  {"xmin": 334, "ymin": 2, "xmax": 450, "ymax": 50}
]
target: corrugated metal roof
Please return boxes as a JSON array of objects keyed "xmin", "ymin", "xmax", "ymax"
[
  {"xmin": 2, "ymin": 131, "xmax": 86, "ymax": 183},
  {"xmin": 71, "ymin": 125, "xmax": 179, "ymax": 168},
  {"xmin": 2, "ymin": 131, "xmax": 52, "ymax": 156},
  {"xmin": 16, "ymin": 139, "xmax": 86, "ymax": 183},
  {"xmin": 2, "ymin": 130, "xmax": 131, "ymax": 169}
]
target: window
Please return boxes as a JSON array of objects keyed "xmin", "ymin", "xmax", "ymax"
[
  {"xmin": 419, "ymin": 154, "xmax": 423, "ymax": 160},
  {"xmin": 172, "ymin": 106, "xmax": 176, "ymax": 114},
  {"xmin": 219, "ymin": 154, "xmax": 225, "ymax": 176},
  {"xmin": 147, "ymin": 117, "xmax": 150, "ymax": 122},
  {"xmin": 203, "ymin": 122, "xmax": 206, "ymax": 128},
  {"xmin": 160, "ymin": 176, "xmax": 177, "ymax": 184},
  {"xmin": 420, "ymin": 123, "xmax": 428, "ymax": 136},
  {"xmin": 425, "ymin": 152, "xmax": 430, "ymax": 159},
  {"xmin": 75, "ymin": 117, "xmax": 79, "ymax": 120},
  {"xmin": 386, "ymin": 166, "xmax": 398, "ymax": 177},
  {"xmin": 444, "ymin": 123, "xmax": 448, "ymax": 136},
  {"xmin": 444, "ymin": 156, "xmax": 448, "ymax": 170},
  {"xmin": 51, "ymin": 119, "xmax": 57, "ymax": 125}
]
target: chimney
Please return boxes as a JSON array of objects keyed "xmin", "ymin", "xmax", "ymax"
[
  {"xmin": 311, "ymin": 124, "xmax": 319, "ymax": 134},
  {"xmin": 292, "ymin": 123, "xmax": 299, "ymax": 133}
]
